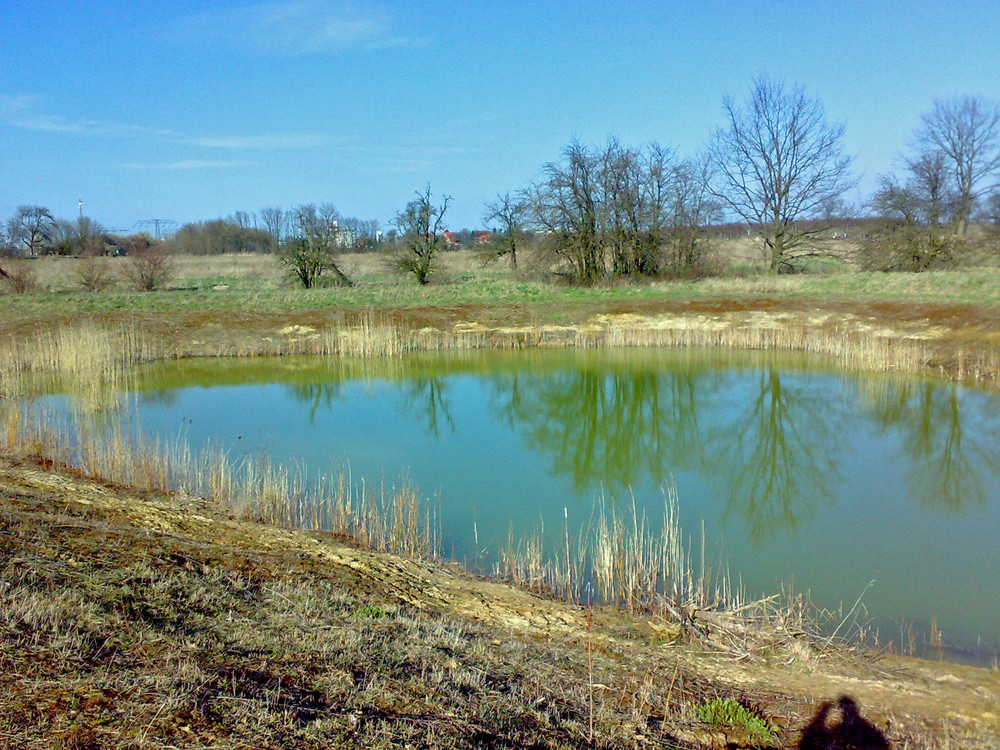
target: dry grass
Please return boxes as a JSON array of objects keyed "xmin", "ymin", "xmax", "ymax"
[
  {"xmin": 0, "ymin": 478, "xmax": 715, "ymax": 749},
  {"xmin": 1, "ymin": 407, "xmax": 440, "ymax": 560}
]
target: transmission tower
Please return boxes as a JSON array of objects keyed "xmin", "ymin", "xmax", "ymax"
[{"xmin": 135, "ymin": 219, "xmax": 177, "ymax": 240}]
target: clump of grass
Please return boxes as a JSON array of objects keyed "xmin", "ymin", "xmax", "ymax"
[
  {"xmin": 498, "ymin": 485, "xmax": 739, "ymax": 616},
  {"xmin": 355, "ymin": 602, "xmax": 388, "ymax": 619},
  {"xmin": 694, "ymin": 697, "xmax": 776, "ymax": 744}
]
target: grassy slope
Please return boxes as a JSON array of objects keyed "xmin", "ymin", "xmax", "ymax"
[
  {"xmin": 4, "ymin": 252, "xmax": 1000, "ymax": 748},
  {"xmin": 3, "ymin": 456, "xmax": 999, "ymax": 750}
]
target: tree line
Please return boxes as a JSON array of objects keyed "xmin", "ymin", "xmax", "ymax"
[{"xmin": 4, "ymin": 76, "xmax": 999, "ymax": 288}]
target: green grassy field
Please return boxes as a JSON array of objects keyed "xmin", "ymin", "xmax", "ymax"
[{"xmin": 4, "ymin": 250, "xmax": 1000, "ymax": 322}]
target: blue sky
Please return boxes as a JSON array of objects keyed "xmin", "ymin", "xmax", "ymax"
[{"xmin": 2, "ymin": 0, "xmax": 998, "ymax": 232}]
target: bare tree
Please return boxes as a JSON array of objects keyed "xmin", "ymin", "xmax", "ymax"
[
  {"xmin": 530, "ymin": 140, "xmax": 603, "ymax": 283},
  {"xmin": 861, "ymin": 148, "xmax": 960, "ymax": 271},
  {"xmin": 482, "ymin": 191, "xmax": 529, "ymax": 272},
  {"xmin": 915, "ymin": 96, "xmax": 1000, "ymax": 234},
  {"xmin": 599, "ymin": 139, "xmax": 676, "ymax": 276},
  {"xmin": 259, "ymin": 206, "xmax": 289, "ymax": 250},
  {"xmin": 666, "ymin": 156, "xmax": 722, "ymax": 274},
  {"xmin": 708, "ymin": 75, "xmax": 856, "ymax": 273},
  {"xmin": 6, "ymin": 205, "xmax": 55, "ymax": 258},
  {"xmin": 391, "ymin": 185, "xmax": 451, "ymax": 285},
  {"xmin": 279, "ymin": 204, "xmax": 352, "ymax": 287},
  {"xmin": 339, "ymin": 216, "xmax": 381, "ymax": 250}
]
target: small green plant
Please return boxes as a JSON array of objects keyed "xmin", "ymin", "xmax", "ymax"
[
  {"xmin": 694, "ymin": 697, "xmax": 775, "ymax": 744},
  {"xmin": 355, "ymin": 602, "xmax": 388, "ymax": 619}
]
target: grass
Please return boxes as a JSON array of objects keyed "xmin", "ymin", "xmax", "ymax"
[
  {"xmin": 0, "ymin": 478, "xmax": 697, "ymax": 749},
  {"xmin": 6, "ymin": 250, "xmax": 1000, "ymax": 321},
  {"xmin": 694, "ymin": 697, "xmax": 776, "ymax": 744},
  {"xmin": 4, "ymin": 247, "xmax": 1000, "ymax": 745}
]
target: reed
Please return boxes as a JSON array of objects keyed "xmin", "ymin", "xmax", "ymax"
[
  {"xmin": 0, "ymin": 404, "xmax": 439, "ymax": 559},
  {"xmin": 0, "ymin": 321, "xmax": 156, "ymax": 405},
  {"xmin": 497, "ymin": 484, "xmax": 742, "ymax": 616}
]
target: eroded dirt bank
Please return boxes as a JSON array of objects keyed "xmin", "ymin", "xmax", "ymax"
[{"xmin": 2, "ymin": 456, "xmax": 998, "ymax": 749}]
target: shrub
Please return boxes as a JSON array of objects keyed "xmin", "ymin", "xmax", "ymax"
[
  {"xmin": 120, "ymin": 242, "xmax": 174, "ymax": 291},
  {"xmin": 0, "ymin": 261, "xmax": 39, "ymax": 294},
  {"xmin": 72, "ymin": 253, "xmax": 116, "ymax": 292}
]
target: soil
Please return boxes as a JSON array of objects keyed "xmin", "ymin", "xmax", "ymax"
[{"xmin": 2, "ymin": 455, "xmax": 998, "ymax": 748}]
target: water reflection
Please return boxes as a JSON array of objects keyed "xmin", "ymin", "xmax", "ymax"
[
  {"xmin": 286, "ymin": 382, "xmax": 347, "ymax": 422},
  {"xmin": 863, "ymin": 380, "xmax": 1000, "ymax": 511},
  {"xmin": 489, "ymin": 368, "xmax": 701, "ymax": 492},
  {"xmin": 714, "ymin": 368, "xmax": 843, "ymax": 540},
  {"xmin": 401, "ymin": 377, "xmax": 455, "ymax": 437},
  {"xmin": 128, "ymin": 349, "xmax": 1000, "ymax": 534}
]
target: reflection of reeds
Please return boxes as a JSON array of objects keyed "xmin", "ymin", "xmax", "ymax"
[
  {"xmin": 0, "ymin": 407, "xmax": 439, "ymax": 559},
  {"xmin": 498, "ymin": 484, "xmax": 740, "ymax": 615},
  {"xmin": 0, "ymin": 322, "xmax": 154, "ymax": 410},
  {"xmin": 5, "ymin": 312, "xmax": 998, "ymax": 396}
]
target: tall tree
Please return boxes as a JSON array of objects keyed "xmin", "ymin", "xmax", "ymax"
[
  {"xmin": 482, "ymin": 191, "xmax": 529, "ymax": 272},
  {"xmin": 708, "ymin": 75, "xmax": 855, "ymax": 273},
  {"xmin": 392, "ymin": 185, "xmax": 451, "ymax": 285},
  {"xmin": 259, "ymin": 206, "xmax": 289, "ymax": 249},
  {"xmin": 279, "ymin": 203, "xmax": 351, "ymax": 287},
  {"xmin": 915, "ymin": 96, "xmax": 1000, "ymax": 234},
  {"xmin": 665, "ymin": 156, "xmax": 721, "ymax": 274},
  {"xmin": 6, "ymin": 205, "xmax": 55, "ymax": 258},
  {"xmin": 529, "ymin": 140, "xmax": 604, "ymax": 283}
]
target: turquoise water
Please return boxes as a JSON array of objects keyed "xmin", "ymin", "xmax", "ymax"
[{"xmin": 57, "ymin": 348, "xmax": 1000, "ymax": 662}]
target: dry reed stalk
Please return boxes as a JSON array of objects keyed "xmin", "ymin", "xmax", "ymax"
[
  {"xmin": 497, "ymin": 483, "xmax": 739, "ymax": 617},
  {"xmin": 0, "ymin": 404, "xmax": 440, "ymax": 559}
]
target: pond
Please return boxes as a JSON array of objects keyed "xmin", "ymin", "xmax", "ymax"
[{"xmin": 47, "ymin": 347, "xmax": 1000, "ymax": 663}]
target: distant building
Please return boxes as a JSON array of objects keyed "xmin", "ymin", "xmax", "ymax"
[{"xmin": 334, "ymin": 229, "xmax": 357, "ymax": 248}]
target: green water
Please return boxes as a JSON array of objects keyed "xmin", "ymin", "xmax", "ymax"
[{"xmin": 57, "ymin": 347, "xmax": 1000, "ymax": 662}]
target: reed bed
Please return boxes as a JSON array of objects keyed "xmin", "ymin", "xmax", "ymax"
[
  {"xmin": 0, "ymin": 321, "xmax": 157, "ymax": 405},
  {"xmin": 0, "ymin": 405, "xmax": 440, "ymax": 559},
  {"xmin": 497, "ymin": 486, "xmax": 741, "ymax": 615}
]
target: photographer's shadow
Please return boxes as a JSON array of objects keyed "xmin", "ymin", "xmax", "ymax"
[{"xmin": 799, "ymin": 695, "xmax": 890, "ymax": 749}]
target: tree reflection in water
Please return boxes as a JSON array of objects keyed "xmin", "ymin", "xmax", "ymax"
[
  {"xmin": 400, "ymin": 377, "xmax": 455, "ymax": 437},
  {"xmin": 266, "ymin": 351, "xmax": 1000, "ymax": 540},
  {"xmin": 861, "ymin": 379, "xmax": 1000, "ymax": 511},
  {"xmin": 489, "ymin": 364, "xmax": 846, "ymax": 541},
  {"xmin": 714, "ymin": 368, "xmax": 844, "ymax": 541},
  {"xmin": 488, "ymin": 366, "xmax": 705, "ymax": 493}
]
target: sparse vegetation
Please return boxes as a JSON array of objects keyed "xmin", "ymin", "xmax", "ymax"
[
  {"xmin": 119, "ymin": 239, "xmax": 176, "ymax": 291},
  {"xmin": 0, "ymin": 260, "xmax": 39, "ymax": 294},
  {"xmin": 694, "ymin": 697, "xmax": 776, "ymax": 744},
  {"xmin": 4, "ymin": 246, "xmax": 1000, "ymax": 747}
]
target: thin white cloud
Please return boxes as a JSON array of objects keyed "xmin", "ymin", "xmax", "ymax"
[
  {"xmin": 175, "ymin": 0, "xmax": 427, "ymax": 55},
  {"xmin": 0, "ymin": 94, "xmax": 177, "ymax": 137},
  {"xmin": 189, "ymin": 133, "xmax": 338, "ymax": 149},
  {"xmin": 117, "ymin": 159, "xmax": 255, "ymax": 170},
  {"xmin": 0, "ymin": 94, "xmax": 335, "ymax": 151}
]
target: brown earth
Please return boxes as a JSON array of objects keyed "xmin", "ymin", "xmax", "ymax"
[{"xmin": 2, "ymin": 455, "xmax": 998, "ymax": 749}]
